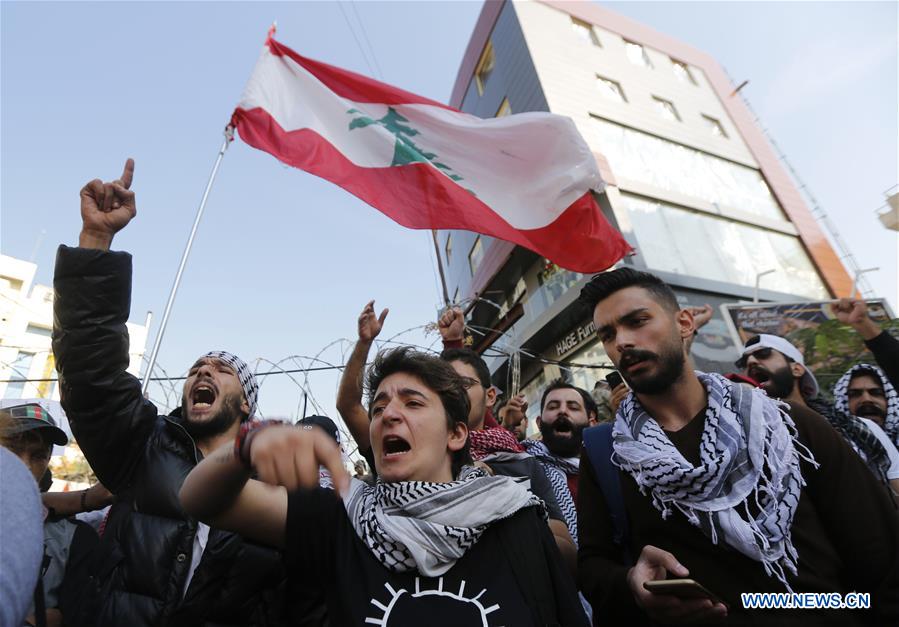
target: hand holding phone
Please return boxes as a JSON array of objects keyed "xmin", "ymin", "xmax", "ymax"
[
  {"xmin": 643, "ymin": 579, "xmax": 725, "ymax": 606},
  {"xmin": 628, "ymin": 546, "xmax": 728, "ymax": 623},
  {"xmin": 605, "ymin": 371, "xmax": 624, "ymax": 389}
]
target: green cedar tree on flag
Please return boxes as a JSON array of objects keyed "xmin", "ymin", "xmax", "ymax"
[{"xmin": 231, "ymin": 33, "xmax": 632, "ymax": 273}]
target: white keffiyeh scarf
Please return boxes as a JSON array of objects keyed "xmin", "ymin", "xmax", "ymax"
[
  {"xmin": 343, "ymin": 465, "xmax": 546, "ymax": 576},
  {"xmin": 522, "ymin": 439, "xmax": 580, "ymax": 545},
  {"xmin": 612, "ymin": 371, "xmax": 818, "ymax": 591},
  {"xmin": 833, "ymin": 363, "xmax": 899, "ymax": 450}
]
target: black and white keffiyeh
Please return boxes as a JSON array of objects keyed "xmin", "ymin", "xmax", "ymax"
[
  {"xmin": 806, "ymin": 395, "xmax": 890, "ymax": 485},
  {"xmin": 833, "ymin": 363, "xmax": 899, "ymax": 450},
  {"xmin": 343, "ymin": 465, "xmax": 546, "ymax": 576},
  {"xmin": 612, "ymin": 371, "xmax": 818, "ymax": 591},
  {"xmin": 522, "ymin": 439, "xmax": 580, "ymax": 545}
]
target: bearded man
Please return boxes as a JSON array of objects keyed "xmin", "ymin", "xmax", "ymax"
[
  {"xmin": 739, "ymin": 335, "xmax": 899, "ymax": 496},
  {"xmin": 521, "ymin": 380, "xmax": 597, "ymax": 545},
  {"xmin": 577, "ymin": 267, "xmax": 898, "ymax": 626},
  {"xmin": 53, "ymin": 160, "xmax": 284, "ymax": 626}
]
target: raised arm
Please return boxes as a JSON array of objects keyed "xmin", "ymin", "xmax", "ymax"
[
  {"xmin": 831, "ymin": 298, "xmax": 899, "ymax": 387},
  {"xmin": 438, "ymin": 306, "xmax": 466, "ymax": 350},
  {"xmin": 179, "ymin": 423, "xmax": 349, "ymax": 548},
  {"xmin": 335, "ymin": 301, "xmax": 387, "ymax": 454},
  {"xmin": 53, "ymin": 159, "xmax": 159, "ymax": 492}
]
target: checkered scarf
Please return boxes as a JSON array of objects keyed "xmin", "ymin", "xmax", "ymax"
[
  {"xmin": 613, "ymin": 371, "xmax": 817, "ymax": 591},
  {"xmin": 522, "ymin": 439, "xmax": 580, "ymax": 545},
  {"xmin": 197, "ymin": 351, "xmax": 258, "ymax": 420},
  {"xmin": 468, "ymin": 425, "xmax": 524, "ymax": 460},
  {"xmin": 833, "ymin": 364, "xmax": 899, "ymax": 450},
  {"xmin": 344, "ymin": 466, "xmax": 545, "ymax": 576},
  {"xmin": 807, "ymin": 393, "xmax": 890, "ymax": 484}
]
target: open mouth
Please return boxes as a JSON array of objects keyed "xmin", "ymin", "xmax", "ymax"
[
  {"xmin": 748, "ymin": 368, "xmax": 771, "ymax": 384},
  {"xmin": 191, "ymin": 384, "xmax": 217, "ymax": 409},
  {"xmin": 382, "ymin": 435, "xmax": 411, "ymax": 458},
  {"xmin": 553, "ymin": 421, "xmax": 573, "ymax": 435}
]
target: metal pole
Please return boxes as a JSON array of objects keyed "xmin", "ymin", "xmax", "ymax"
[
  {"xmin": 850, "ymin": 267, "xmax": 879, "ymax": 299},
  {"xmin": 753, "ymin": 269, "xmax": 776, "ymax": 303},
  {"xmin": 142, "ymin": 127, "xmax": 233, "ymax": 394},
  {"xmin": 430, "ymin": 229, "xmax": 451, "ymax": 307}
]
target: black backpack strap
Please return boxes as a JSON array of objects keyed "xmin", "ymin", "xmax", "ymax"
[{"xmin": 582, "ymin": 423, "xmax": 631, "ymax": 563}]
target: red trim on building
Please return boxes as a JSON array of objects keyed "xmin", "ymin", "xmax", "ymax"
[{"xmin": 537, "ymin": 0, "xmax": 851, "ymax": 297}]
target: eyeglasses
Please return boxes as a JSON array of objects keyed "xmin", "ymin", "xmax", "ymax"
[{"xmin": 735, "ymin": 347, "xmax": 773, "ymax": 370}]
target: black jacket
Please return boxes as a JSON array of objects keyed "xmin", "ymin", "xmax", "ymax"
[{"xmin": 53, "ymin": 245, "xmax": 285, "ymax": 627}]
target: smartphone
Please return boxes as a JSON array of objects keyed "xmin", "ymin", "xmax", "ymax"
[
  {"xmin": 643, "ymin": 579, "xmax": 724, "ymax": 605},
  {"xmin": 605, "ymin": 371, "xmax": 624, "ymax": 389}
]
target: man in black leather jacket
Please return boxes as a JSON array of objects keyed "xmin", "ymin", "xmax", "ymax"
[{"xmin": 52, "ymin": 159, "xmax": 286, "ymax": 626}]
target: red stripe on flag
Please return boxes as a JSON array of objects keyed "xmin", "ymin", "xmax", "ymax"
[
  {"xmin": 233, "ymin": 107, "xmax": 631, "ymax": 273},
  {"xmin": 266, "ymin": 38, "xmax": 456, "ymax": 111}
]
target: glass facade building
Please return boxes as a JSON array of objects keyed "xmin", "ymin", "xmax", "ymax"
[{"xmin": 437, "ymin": 0, "xmax": 852, "ymax": 420}]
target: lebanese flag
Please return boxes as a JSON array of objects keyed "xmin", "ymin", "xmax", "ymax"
[{"xmin": 231, "ymin": 34, "xmax": 632, "ymax": 272}]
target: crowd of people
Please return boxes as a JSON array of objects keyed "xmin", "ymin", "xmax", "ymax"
[{"xmin": 1, "ymin": 161, "xmax": 897, "ymax": 627}]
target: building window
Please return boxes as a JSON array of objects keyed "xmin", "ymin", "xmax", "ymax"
[
  {"xmin": 622, "ymin": 193, "xmax": 828, "ymax": 299},
  {"xmin": 596, "ymin": 75, "xmax": 627, "ymax": 103},
  {"xmin": 624, "ymin": 41, "xmax": 652, "ymax": 68},
  {"xmin": 496, "ymin": 98, "xmax": 512, "ymax": 117},
  {"xmin": 671, "ymin": 59, "xmax": 697, "ymax": 85},
  {"xmin": 475, "ymin": 41, "xmax": 495, "ymax": 96},
  {"xmin": 444, "ymin": 233, "xmax": 452, "ymax": 264},
  {"xmin": 592, "ymin": 117, "xmax": 785, "ymax": 220},
  {"xmin": 3, "ymin": 351, "xmax": 34, "ymax": 399},
  {"xmin": 702, "ymin": 114, "xmax": 728, "ymax": 138},
  {"xmin": 571, "ymin": 17, "xmax": 601, "ymax": 46},
  {"xmin": 468, "ymin": 236, "xmax": 484, "ymax": 276},
  {"xmin": 652, "ymin": 96, "xmax": 681, "ymax": 122}
]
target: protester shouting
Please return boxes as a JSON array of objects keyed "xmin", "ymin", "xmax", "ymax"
[
  {"xmin": 336, "ymin": 301, "xmax": 575, "ymax": 572},
  {"xmin": 52, "ymin": 160, "xmax": 285, "ymax": 626},
  {"xmin": 180, "ymin": 347, "xmax": 588, "ymax": 626}
]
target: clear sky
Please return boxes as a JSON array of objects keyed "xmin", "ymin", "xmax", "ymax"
[{"xmin": 2, "ymin": 1, "xmax": 896, "ymax": 441}]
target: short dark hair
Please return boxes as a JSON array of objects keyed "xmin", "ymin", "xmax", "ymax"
[
  {"xmin": 579, "ymin": 267, "xmax": 679, "ymax": 315},
  {"xmin": 850, "ymin": 366, "xmax": 883, "ymax": 386},
  {"xmin": 366, "ymin": 347, "xmax": 473, "ymax": 476},
  {"xmin": 440, "ymin": 348, "xmax": 491, "ymax": 389},
  {"xmin": 540, "ymin": 379, "xmax": 598, "ymax": 419}
]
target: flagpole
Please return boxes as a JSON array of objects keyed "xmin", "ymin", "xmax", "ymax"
[
  {"xmin": 141, "ymin": 126, "xmax": 234, "ymax": 395},
  {"xmin": 430, "ymin": 229, "xmax": 451, "ymax": 307}
]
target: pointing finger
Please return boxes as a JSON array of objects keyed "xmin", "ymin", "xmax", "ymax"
[
  {"xmin": 119, "ymin": 158, "xmax": 135, "ymax": 190},
  {"xmin": 315, "ymin": 433, "xmax": 350, "ymax": 497}
]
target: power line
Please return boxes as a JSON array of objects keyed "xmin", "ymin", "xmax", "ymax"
[
  {"xmin": 336, "ymin": 1, "xmax": 378, "ymax": 79},
  {"xmin": 348, "ymin": 0, "xmax": 384, "ymax": 79},
  {"xmin": 0, "ymin": 363, "xmax": 345, "ymax": 384}
]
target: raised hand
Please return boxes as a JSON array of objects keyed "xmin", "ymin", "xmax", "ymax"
[
  {"xmin": 503, "ymin": 394, "xmax": 528, "ymax": 426},
  {"xmin": 438, "ymin": 306, "xmax": 465, "ymax": 343},
  {"xmin": 830, "ymin": 298, "xmax": 881, "ymax": 340},
  {"xmin": 358, "ymin": 300, "xmax": 389, "ymax": 343},
  {"xmin": 79, "ymin": 158, "xmax": 136, "ymax": 250},
  {"xmin": 248, "ymin": 424, "xmax": 349, "ymax": 495},
  {"xmin": 687, "ymin": 304, "xmax": 714, "ymax": 331}
]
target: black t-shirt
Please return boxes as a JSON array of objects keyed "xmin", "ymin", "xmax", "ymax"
[{"xmin": 285, "ymin": 487, "xmax": 585, "ymax": 626}]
